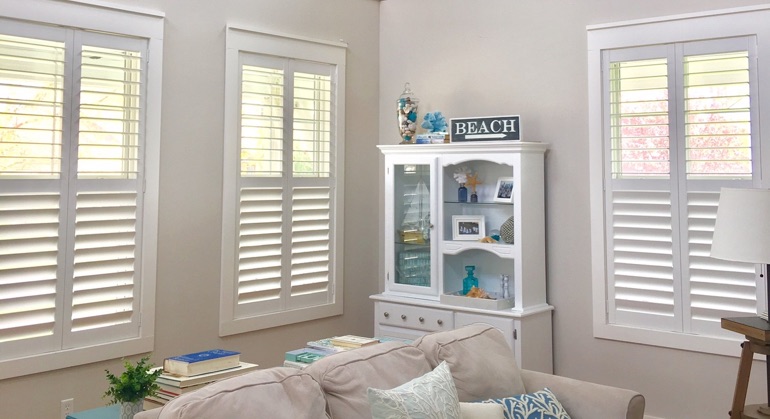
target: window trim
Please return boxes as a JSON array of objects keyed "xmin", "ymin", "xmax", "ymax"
[
  {"xmin": 587, "ymin": 5, "xmax": 770, "ymax": 356},
  {"xmin": 220, "ymin": 25, "xmax": 346, "ymax": 336},
  {"xmin": 0, "ymin": 0, "xmax": 163, "ymax": 379}
]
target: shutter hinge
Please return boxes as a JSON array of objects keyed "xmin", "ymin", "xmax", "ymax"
[
  {"xmin": 513, "ymin": 329, "xmax": 518, "ymax": 340},
  {"xmin": 606, "ymin": 299, "xmax": 609, "ymax": 315},
  {"xmin": 386, "ymin": 272, "xmax": 390, "ymax": 282}
]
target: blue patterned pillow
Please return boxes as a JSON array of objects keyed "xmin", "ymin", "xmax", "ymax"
[{"xmin": 479, "ymin": 388, "xmax": 571, "ymax": 419}]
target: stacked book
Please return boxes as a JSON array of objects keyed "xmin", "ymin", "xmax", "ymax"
[
  {"xmin": 144, "ymin": 349, "xmax": 259, "ymax": 408},
  {"xmin": 283, "ymin": 335, "xmax": 381, "ymax": 370}
]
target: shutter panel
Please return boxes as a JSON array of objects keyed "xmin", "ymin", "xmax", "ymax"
[
  {"xmin": 609, "ymin": 190, "xmax": 678, "ymax": 331},
  {"xmin": 292, "ymin": 71, "xmax": 331, "ymax": 177},
  {"xmin": 240, "ymin": 64, "xmax": 283, "ymax": 178},
  {"xmin": 235, "ymin": 187, "xmax": 283, "ymax": 315},
  {"xmin": 288, "ymin": 186, "xmax": 330, "ymax": 308},
  {"xmin": 77, "ymin": 45, "xmax": 141, "ymax": 179},
  {"xmin": 0, "ymin": 34, "xmax": 64, "ymax": 177},
  {"xmin": 683, "ymin": 51, "xmax": 751, "ymax": 180},
  {"xmin": 0, "ymin": 192, "xmax": 59, "ymax": 344},
  {"xmin": 685, "ymin": 191, "xmax": 756, "ymax": 336}
]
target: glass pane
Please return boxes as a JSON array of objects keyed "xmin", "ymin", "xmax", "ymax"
[
  {"xmin": 609, "ymin": 58, "xmax": 670, "ymax": 179},
  {"xmin": 0, "ymin": 34, "xmax": 64, "ymax": 178},
  {"xmin": 684, "ymin": 51, "xmax": 752, "ymax": 179},
  {"xmin": 394, "ymin": 164, "xmax": 431, "ymax": 287}
]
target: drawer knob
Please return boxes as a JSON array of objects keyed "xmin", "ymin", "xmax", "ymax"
[
  {"xmin": 401, "ymin": 314, "xmax": 407, "ymax": 320},
  {"xmin": 419, "ymin": 317, "xmax": 425, "ymax": 323},
  {"xmin": 383, "ymin": 312, "xmax": 389, "ymax": 318},
  {"xmin": 437, "ymin": 319, "xmax": 443, "ymax": 325}
]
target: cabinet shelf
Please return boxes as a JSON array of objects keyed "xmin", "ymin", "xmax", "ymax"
[
  {"xmin": 443, "ymin": 200, "xmax": 513, "ymax": 206},
  {"xmin": 441, "ymin": 240, "xmax": 515, "ymax": 257}
]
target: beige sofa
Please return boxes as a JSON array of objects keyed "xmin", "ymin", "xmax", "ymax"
[{"xmin": 135, "ymin": 324, "xmax": 644, "ymax": 418}]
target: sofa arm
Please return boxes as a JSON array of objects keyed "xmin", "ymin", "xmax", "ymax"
[
  {"xmin": 135, "ymin": 408, "xmax": 161, "ymax": 419},
  {"xmin": 520, "ymin": 369, "xmax": 645, "ymax": 419}
]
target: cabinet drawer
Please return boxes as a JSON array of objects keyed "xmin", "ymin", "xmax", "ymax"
[{"xmin": 376, "ymin": 302, "xmax": 453, "ymax": 332}]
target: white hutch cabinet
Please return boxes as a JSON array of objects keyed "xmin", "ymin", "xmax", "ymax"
[{"xmin": 371, "ymin": 142, "xmax": 553, "ymax": 373}]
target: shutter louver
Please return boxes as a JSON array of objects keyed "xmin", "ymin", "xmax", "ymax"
[
  {"xmin": 610, "ymin": 190, "xmax": 677, "ymax": 330},
  {"xmin": 0, "ymin": 34, "xmax": 64, "ymax": 178},
  {"xmin": 78, "ymin": 46, "xmax": 141, "ymax": 179},
  {"xmin": 0, "ymin": 193, "xmax": 59, "ymax": 342},
  {"xmin": 237, "ymin": 187, "xmax": 283, "ymax": 307},
  {"xmin": 71, "ymin": 191, "xmax": 136, "ymax": 331},
  {"xmin": 290, "ymin": 187, "xmax": 330, "ymax": 305},
  {"xmin": 686, "ymin": 192, "xmax": 756, "ymax": 336}
]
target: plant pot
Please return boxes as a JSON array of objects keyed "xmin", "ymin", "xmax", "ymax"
[{"xmin": 120, "ymin": 400, "xmax": 143, "ymax": 419}]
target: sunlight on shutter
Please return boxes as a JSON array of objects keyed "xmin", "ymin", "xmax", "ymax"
[
  {"xmin": 71, "ymin": 191, "xmax": 136, "ymax": 331},
  {"xmin": 78, "ymin": 46, "xmax": 141, "ymax": 179},
  {"xmin": 0, "ymin": 193, "xmax": 59, "ymax": 342},
  {"xmin": 293, "ymin": 72, "xmax": 331, "ymax": 178},
  {"xmin": 609, "ymin": 58, "xmax": 670, "ymax": 179},
  {"xmin": 0, "ymin": 34, "xmax": 64, "ymax": 178},
  {"xmin": 610, "ymin": 190, "xmax": 676, "ymax": 329},
  {"xmin": 237, "ymin": 187, "xmax": 283, "ymax": 304},
  {"xmin": 686, "ymin": 192, "xmax": 756, "ymax": 335},
  {"xmin": 684, "ymin": 51, "xmax": 751, "ymax": 179},
  {"xmin": 290, "ymin": 187, "xmax": 330, "ymax": 300},
  {"xmin": 241, "ymin": 65, "xmax": 283, "ymax": 177}
]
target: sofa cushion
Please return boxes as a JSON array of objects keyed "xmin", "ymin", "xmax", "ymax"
[
  {"xmin": 479, "ymin": 388, "xmax": 571, "ymax": 419},
  {"xmin": 413, "ymin": 324, "xmax": 526, "ymax": 401},
  {"xmin": 154, "ymin": 367, "xmax": 328, "ymax": 419},
  {"xmin": 306, "ymin": 340, "xmax": 431, "ymax": 419},
  {"xmin": 459, "ymin": 402, "xmax": 505, "ymax": 418},
  {"xmin": 367, "ymin": 361, "xmax": 461, "ymax": 419}
]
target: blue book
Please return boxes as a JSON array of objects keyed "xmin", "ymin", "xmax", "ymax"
[
  {"xmin": 285, "ymin": 347, "xmax": 335, "ymax": 363},
  {"xmin": 164, "ymin": 349, "xmax": 240, "ymax": 376}
]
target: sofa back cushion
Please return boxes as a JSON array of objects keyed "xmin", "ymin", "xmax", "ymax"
[
  {"xmin": 154, "ymin": 367, "xmax": 328, "ymax": 419},
  {"xmin": 413, "ymin": 324, "xmax": 527, "ymax": 401},
  {"xmin": 306, "ymin": 341, "xmax": 431, "ymax": 419}
]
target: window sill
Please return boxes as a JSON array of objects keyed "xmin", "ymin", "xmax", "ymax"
[{"xmin": 0, "ymin": 335, "xmax": 153, "ymax": 380}]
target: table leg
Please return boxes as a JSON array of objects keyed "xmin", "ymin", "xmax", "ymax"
[{"xmin": 732, "ymin": 341, "xmax": 754, "ymax": 419}]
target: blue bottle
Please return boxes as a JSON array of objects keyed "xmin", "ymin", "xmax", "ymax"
[
  {"xmin": 462, "ymin": 265, "xmax": 478, "ymax": 295},
  {"xmin": 458, "ymin": 184, "xmax": 468, "ymax": 202}
]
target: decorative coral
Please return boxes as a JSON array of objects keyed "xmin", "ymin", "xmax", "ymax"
[{"xmin": 421, "ymin": 111, "xmax": 447, "ymax": 133}]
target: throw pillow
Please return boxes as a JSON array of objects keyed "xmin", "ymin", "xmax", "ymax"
[
  {"xmin": 459, "ymin": 402, "xmax": 505, "ymax": 419},
  {"xmin": 367, "ymin": 360, "xmax": 461, "ymax": 419},
  {"xmin": 479, "ymin": 388, "xmax": 571, "ymax": 419}
]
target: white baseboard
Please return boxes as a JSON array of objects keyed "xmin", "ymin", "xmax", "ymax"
[{"xmin": 645, "ymin": 416, "xmax": 665, "ymax": 419}]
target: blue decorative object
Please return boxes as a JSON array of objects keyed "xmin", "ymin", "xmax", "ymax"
[
  {"xmin": 478, "ymin": 388, "xmax": 571, "ymax": 419},
  {"xmin": 458, "ymin": 184, "xmax": 468, "ymax": 202},
  {"xmin": 421, "ymin": 111, "xmax": 448, "ymax": 133},
  {"xmin": 462, "ymin": 265, "xmax": 478, "ymax": 295}
]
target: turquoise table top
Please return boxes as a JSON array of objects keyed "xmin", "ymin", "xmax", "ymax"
[{"xmin": 66, "ymin": 404, "xmax": 119, "ymax": 419}]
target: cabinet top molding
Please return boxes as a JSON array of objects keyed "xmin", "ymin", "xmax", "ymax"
[{"xmin": 377, "ymin": 141, "xmax": 547, "ymax": 154}]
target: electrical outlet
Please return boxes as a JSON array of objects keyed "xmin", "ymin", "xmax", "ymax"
[{"xmin": 60, "ymin": 398, "xmax": 74, "ymax": 419}]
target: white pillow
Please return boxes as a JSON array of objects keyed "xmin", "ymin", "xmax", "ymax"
[
  {"xmin": 367, "ymin": 360, "xmax": 461, "ymax": 419},
  {"xmin": 459, "ymin": 401, "xmax": 505, "ymax": 418}
]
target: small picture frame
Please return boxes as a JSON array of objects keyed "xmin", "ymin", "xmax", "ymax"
[
  {"xmin": 452, "ymin": 215, "xmax": 485, "ymax": 241},
  {"xmin": 493, "ymin": 177, "xmax": 514, "ymax": 203}
]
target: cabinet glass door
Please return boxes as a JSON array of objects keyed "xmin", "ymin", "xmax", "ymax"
[{"xmin": 393, "ymin": 163, "xmax": 433, "ymax": 290}]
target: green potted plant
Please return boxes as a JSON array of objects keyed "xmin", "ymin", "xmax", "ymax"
[{"xmin": 104, "ymin": 356, "xmax": 163, "ymax": 419}]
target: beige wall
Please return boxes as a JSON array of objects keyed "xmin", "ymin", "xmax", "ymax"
[
  {"xmin": 379, "ymin": 1, "xmax": 769, "ymax": 418},
  {"xmin": 0, "ymin": 1, "xmax": 381, "ymax": 418}
]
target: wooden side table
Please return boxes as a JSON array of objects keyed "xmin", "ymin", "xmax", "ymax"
[{"xmin": 722, "ymin": 317, "xmax": 770, "ymax": 419}]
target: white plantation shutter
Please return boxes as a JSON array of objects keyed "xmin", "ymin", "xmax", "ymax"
[
  {"xmin": 601, "ymin": 37, "xmax": 759, "ymax": 340},
  {"xmin": 221, "ymin": 27, "xmax": 345, "ymax": 334},
  {"xmin": 0, "ymin": 12, "xmax": 158, "ymax": 370}
]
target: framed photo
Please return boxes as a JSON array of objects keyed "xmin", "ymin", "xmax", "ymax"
[
  {"xmin": 452, "ymin": 215, "xmax": 485, "ymax": 241},
  {"xmin": 493, "ymin": 177, "xmax": 514, "ymax": 203}
]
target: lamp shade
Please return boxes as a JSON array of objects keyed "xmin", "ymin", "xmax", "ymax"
[{"xmin": 711, "ymin": 188, "xmax": 770, "ymax": 264}]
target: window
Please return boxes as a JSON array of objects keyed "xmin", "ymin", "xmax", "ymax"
[
  {"xmin": 588, "ymin": 7, "xmax": 770, "ymax": 355},
  {"xmin": 0, "ymin": 1, "xmax": 163, "ymax": 379},
  {"xmin": 220, "ymin": 26, "xmax": 346, "ymax": 335}
]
